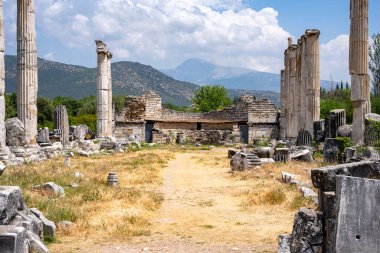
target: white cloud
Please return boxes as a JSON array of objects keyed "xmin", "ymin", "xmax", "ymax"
[
  {"xmin": 44, "ymin": 52, "xmax": 56, "ymax": 61},
  {"xmin": 2, "ymin": 0, "xmax": 351, "ymax": 84},
  {"xmin": 320, "ymin": 34, "xmax": 350, "ymax": 82}
]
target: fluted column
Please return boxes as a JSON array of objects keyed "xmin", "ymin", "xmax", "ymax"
[
  {"xmin": 96, "ymin": 40, "xmax": 113, "ymax": 138},
  {"xmin": 17, "ymin": 0, "xmax": 38, "ymax": 144},
  {"xmin": 288, "ymin": 44, "xmax": 298, "ymax": 138},
  {"xmin": 280, "ymin": 69, "xmax": 286, "ymax": 138},
  {"xmin": 54, "ymin": 105, "xmax": 69, "ymax": 148},
  {"xmin": 305, "ymin": 29, "xmax": 321, "ymax": 134},
  {"xmin": 350, "ymin": 0, "xmax": 370, "ymax": 145},
  {"xmin": 0, "ymin": 0, "xmax": 5, "ymax": 149}
]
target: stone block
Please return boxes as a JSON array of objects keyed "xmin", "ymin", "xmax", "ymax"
[
  {"xmin": 5, "ymin": 118, "xmax": 27, "ymax": 147},
  {"xmin": 320, "ymin": 191, "xmax": 336, "ymax": 253},
  {"xmin": 0, "ymin": 226, "xmax": 29, "ymax": 253},
  {"xmin": 255, "ymin": 147, "xmax": 273, "ymax": 158},
  {"xmin": 290, "ymin": 208, "xmax": 323, "ymax": 253},
  {"xmin": 274, "ymin": 148, "xmax": 290, "ymax": 163},
  {"xmin": 290, "ymin": 149, "xmax": 313, "ymax": 162},
  {"xmin": 278, "ymin": 234, "xmax": 291, "ymax": 253},
  {"xmin": 30, "ymin": 208, "xmax": 56, "ymax": 239},
  {"xmin": 334, "ymin": 176, "xmax": 380, "ymax": 253},
  {"xmin": 0, "ymin": 186, "xmax": 24, "ymax": 225},
  {"xmin": 337, "ymin": 124, "xmax": 352, "ymax": 138},
  {"xmin": 311, "ymin": 161, "xmax": 380, "ymax": 191},
  {"xmin": 323, "ymin": 138, "xmax": 344, "ymax": 164},
  {"xmin": 37, "ymin": 128, "xmax": 50, "ymax": 144}
]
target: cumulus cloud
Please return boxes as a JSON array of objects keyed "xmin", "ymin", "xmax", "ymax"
[
  {"xmin": 320, "ymin": 34, "xmax": 350, "ymax": 82},
  {"xmin": 44, "ymin": 52, "xmax": 56, "ymax": 61},
  {"xmin": 3, "ymin": 0, "xmax": 291, "ymax": 73},
  {"xmin": 3, "ymin": 0, "xmax": 352, "ymax": 83}
]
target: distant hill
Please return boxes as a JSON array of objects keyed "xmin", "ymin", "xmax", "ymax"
[
  {"xmin": 162, "ymin": 58, "xmax": 332, "ymax": 92},
  {"xmin": 4, "ymin": 55, "xmax": 280, "ymax": 106}
]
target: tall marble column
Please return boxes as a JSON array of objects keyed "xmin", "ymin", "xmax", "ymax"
[
  {"xmin": 280, "ymin": 69, "xmax": 286, "ymax": 138},
  {"xmin": 17, "ymin": 0, "xmax": 38, "ymax": 144},
  {"xmin": 288, "ymin": 43, "xmax": 298, "ymax": 138},
  {"xmin": 350, "ymin": 0, "xmax": 371, "ymax": 145},
  {"xmin": 95, "ymin": 40, "xmax": 113, "ymax": 138},
  {"xmin": 0, "ymin": 0, "xmax": 6, "ymax": 149},
  {"xmin": 305, "ymin": 29, "xmax": 321, "ymax": 134}
]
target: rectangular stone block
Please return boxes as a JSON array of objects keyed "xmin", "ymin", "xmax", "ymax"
[
  {"xmin": 0, "ymin": 226, "xmax": 28, "ymax": 253},
  {"xmin": 311, "ymin": 161, "xmax": 380, "ymax": 191},
  {"xmin": 0, "ymin": 186, "xmax": 24, "ymax": 225},
  {"xmin": 334, "ymin": 176, "xmax": 380, "ymax": 253}
]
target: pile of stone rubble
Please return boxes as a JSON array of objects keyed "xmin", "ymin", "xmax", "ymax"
[{"xmin": 0, "ymin": 186, "xmax": 56, "ymax": 253}]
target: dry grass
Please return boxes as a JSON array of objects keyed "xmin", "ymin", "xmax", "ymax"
[
  {"xmin": 0, "ymin": 149, "xmax": 174, "ymax": 249},
  {"xmin": 231, "ymin": 160, "xmax": 324, "ymax": 211}
]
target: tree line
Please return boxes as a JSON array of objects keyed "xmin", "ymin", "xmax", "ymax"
[{"xmin": 5, "ymin": 94, "xmax": 125, "ymax": 132}]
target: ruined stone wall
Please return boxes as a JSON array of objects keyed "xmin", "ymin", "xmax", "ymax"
[
  {"xmin": 248, "ymin": 99, "xmax": 279, "ymax": 124},
  {"xmin": 114, "ymin": 122, "xmax": 145, "ymax": 140},
  {"xmin": 115, "ymin": 92, "xmax": 279, "ymax": 144},
  {"xmin": 115, "ymin": 96, "xmax": 146, "ymax": 122},
  {"xmin": 248, "ymin": 124, "xmax": 279, "ymax": 142},
  {"xmin": 154, "ymin": 122, "xmax": 198, "ymax": 131}
]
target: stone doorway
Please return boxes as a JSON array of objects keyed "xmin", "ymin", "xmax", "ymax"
[
  {"xmin": 239, "ymin": 124, "xmax": 248, "ymax": 144},
  {"xmin": 145, "ymin": 123, "xmax": 154, "ymax": 143}
]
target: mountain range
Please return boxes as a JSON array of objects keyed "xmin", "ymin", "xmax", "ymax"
[
  {"xmin": 4, "ymin": 55, "xmax": 280, "ymax": 106},
  {"xmin": 162, "ymin": 58, "xmax": 332, "ymax": 92}
]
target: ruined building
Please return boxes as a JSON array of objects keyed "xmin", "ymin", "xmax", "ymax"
[
  {"xmin": 115, "ymin": 92, "xmax": 279, "ymax": 144},
  {"xmin": 280, "ymin": 30, "xmax": 321, "ymax": 139}
]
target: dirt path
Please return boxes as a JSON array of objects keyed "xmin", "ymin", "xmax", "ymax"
[{"xmin": 78, "ymin": 150, "xmax": 284, "ymax": 252}]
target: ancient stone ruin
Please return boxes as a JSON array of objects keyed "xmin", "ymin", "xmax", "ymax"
[
  {"xmin": 280, "ymin": 30, "xmax": 320, "ymax": 139},
  {"xmin": 279, "ymin": 161, "xmax": 380, "ymax": 253},
  {"xmin": 17, "ymin": 0, "xmax": 38, "ymax": 145},
  {"xmin": 96, "ymin": 40, "xmax": 114, "ymax": 139},
  {"xmin": 350, "ymin": 0, "xmax": 371, "ymax": 145},
  {"xmin": 115, "ymin": 92, "xmax": 279, "ymax": 145}
]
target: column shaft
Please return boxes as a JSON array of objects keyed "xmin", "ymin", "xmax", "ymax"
[{"xmin": 17, "ymin": 0, "xmax": 38, "ymax": 144}]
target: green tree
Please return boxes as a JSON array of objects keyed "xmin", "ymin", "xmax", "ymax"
[
  {"xmin": 52, "ymin": 96, "xmax": 81, "ymax": 117},
  {"xmin": 78, "ymin": 96, "xmax": 96, "ymax": 115},
  {"xmin": 369, "ymin": 33, "xmax": 380, "ymax": 97},
  {"xmin": 113, "ymin": 95, "xmax": 126, "ymax": 114},
  {"xmin": 37, "ymin": 97, "xmax": 54, "ymax": 129},
  {"xmin": 5, "ymin": 93, "xmax": 17, "ymax": 120},
  {"xmin": 191, "ymin": 85, "xmax": 231, "ymax": 112}
]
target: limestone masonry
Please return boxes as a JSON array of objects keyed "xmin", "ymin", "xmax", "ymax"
[{"xmin": 115, "ymin": 92, "xmax": 279, "ymax": 144}]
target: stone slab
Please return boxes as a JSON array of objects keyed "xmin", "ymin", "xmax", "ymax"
[
  {"xmin": 311, "ymin": 161, "xmax": 380, "ymax": 191},
  {"xmin": 334, "ymin": 176, "xmax": 380, "ymax": 253},
  {"xmin": 0, "ymin": 225, "xmax": 29, "ymax": 253},
  {"xmin": 0, "ymin": 186, "xmax": 24, "ymax": 225}
]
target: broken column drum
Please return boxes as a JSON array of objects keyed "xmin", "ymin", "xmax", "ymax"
[
  {"xmin": 0, "ymin": 0, "xmax": 5, "ymax": 149},
  {"xmin": 350, "ymin": 0, "xmax": 371, "ymax": 145},
  {"xmin": 54, "ymin": 105, "xmax": 69, "ymax": 148},
  {"xmin": 17, "ymin": 0, "xmax": 38, "ymax": 144},
  {"xmin": 96, "ymin": 40, "xmax": 113, "ymax": 138}
]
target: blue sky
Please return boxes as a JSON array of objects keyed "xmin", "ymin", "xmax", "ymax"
[{"xmin": 3, "ymin": 0, "xmax": 380, "ymax": 82}]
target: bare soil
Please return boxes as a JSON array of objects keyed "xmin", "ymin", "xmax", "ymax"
[{"xmin": 72, "ymin": 148, "xmax": 301, "ymax": 253}]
